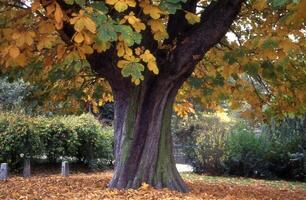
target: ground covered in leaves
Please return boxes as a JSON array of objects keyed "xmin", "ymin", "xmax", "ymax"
[{"xmin": 0, "ymin": 171, "xmax": 305, "ymax": 200}]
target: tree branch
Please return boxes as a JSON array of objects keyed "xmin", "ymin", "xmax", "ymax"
[
  {"xmin": 167, "ymin": 0, "xmax": 244, "ymax": 79},
  {"xmin": 165, "ymin": 0, "xmax": 198, "ymax": 45}
]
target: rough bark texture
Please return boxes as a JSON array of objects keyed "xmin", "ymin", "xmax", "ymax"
[
  {"xmin": 86, "ymin": 0, "xmax": 244, "ymax": 193},
  {"xmin": 106, "ymin": 75, "xmax": 189, "ymax": 191}
]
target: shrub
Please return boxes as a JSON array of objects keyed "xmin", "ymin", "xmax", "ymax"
[
  {"xmin": 63, "ymin": 114, "xmax": 113, "ymax": 169},
  {"xmin": 223, "ymin": 119, "xmax": 305, "ymax": 180},
  {"xmin": 0, "ymin": 113, "xmax": 113, "ymax": 171},
  {"xmin": 223, "ymin": 123, "xmax": 270, "ymax": 177},
  {"xmin": 42, "ymin": 117, "xmax": 80, "ymax": 162},
  {"xmin": 0, "ymin": 114, "xmax": 44, "ymax": 170},
  {"xmin": 177, "ymin": 114, "xmax": 305, "ymax": 181},
  {"xmin": 175, "ymin": 114, "xmax": 231, "ymax": 174}
]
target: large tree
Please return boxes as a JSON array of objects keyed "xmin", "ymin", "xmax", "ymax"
[{"xmin": 0, "ymin": 0, "xmax": 305, "ymax": 192}]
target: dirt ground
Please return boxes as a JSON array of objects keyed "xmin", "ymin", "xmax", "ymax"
[{"xmin": 0, "ymin": 171, "xmax": 305, "ymax": 200}]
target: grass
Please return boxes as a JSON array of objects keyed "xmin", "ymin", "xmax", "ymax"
[
  {"xmin": 181, "ymin": 173, "xmax": 306, "ymax": 190},
  {"xmin": 181, "ymin": 172, "xmax": 306, "ymax": 191}
]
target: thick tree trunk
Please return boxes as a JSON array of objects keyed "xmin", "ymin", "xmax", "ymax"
[
  {"xmin": 86, "ymin": 1, "xmax": 243, "ymax": 192},
  {"xmin": 109, "ymin": 79, "xmax": 188, "ymax": 192}
]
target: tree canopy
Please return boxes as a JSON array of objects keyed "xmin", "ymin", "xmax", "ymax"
[{"xmin": 0, "ymin": 0, "xmax": 305, "ymax": 119}]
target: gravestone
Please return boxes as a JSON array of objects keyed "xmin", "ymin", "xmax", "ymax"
[
  {"xmin": 0, "ymin": 163, "xmax": 8, "ymax": 180},
  {"xmin": 61, "ymin": 161, "xmax": 69, "ymax": 176},
  {"xmin": 23, "ymin": 159, "xmax": 31, "ymax": 178}
]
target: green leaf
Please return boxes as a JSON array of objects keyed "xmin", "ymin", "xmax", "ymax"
[
  {"xmin": 121, "ymin": 62, "xmax": 144, "ymax": 81},
  {"xmin": 75, "ymin": 0, "xmax": 85, "ymax": 7},
  {"xmin": 64, "ymin": 0, "xmax": 74, "ymax": 5},
  {"xmin": 262, "ymin": 61, "xmax": 276, "ymax": 79},
  {"xmin": 160, "ymin": 0, "xmax": 187, "ymax": 14},
  {"xmin": 115, "ymin": 25, "xmax": 142, "ymax": 46},
  {"xmin": 262, "ymin": 38, "xmax": 278, "ymax": 49},
  {"xmin": 243, "ymin": 62, "xmax": 260, "ymax": 76},
  {"xmin": 91, "ymin": 2, "xmax": 108, "ymax": 13},
  {"xmin": 269, "ymin": 0, "xmax": 290, "ymax": 9},
  {"xmin": 97, "ymin": 21, "xmax": 118, "ymax": 42}
]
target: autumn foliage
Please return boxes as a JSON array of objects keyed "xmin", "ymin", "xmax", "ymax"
[
  {"xmin": 0, "ymin": 0, "xmax": 305, "ymax": 192},
  {"xmin": 0, "ymin": 171, "xmax": 305, "ymax": 200},
  {"xmin": 0, "ymin": 0, "xmax": 304, "ymax": 119}
]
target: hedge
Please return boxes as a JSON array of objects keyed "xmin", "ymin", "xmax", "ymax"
[{"xmin": 0, "ymin": 113, "xmax": 113, "ymax": 171}]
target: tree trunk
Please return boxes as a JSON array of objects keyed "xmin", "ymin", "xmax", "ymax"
[
  {"xmin": 109, "ymin": 79, "xmax": 189, "ymax": 192},
  {"xmin": 86, "ymin": 1, "xmax": 244, "ymax": 192}
]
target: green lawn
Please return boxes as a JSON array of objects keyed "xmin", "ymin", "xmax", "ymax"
[{"xmin": 181, "ymin": 173, "xmax": 306, "ymax": 191}]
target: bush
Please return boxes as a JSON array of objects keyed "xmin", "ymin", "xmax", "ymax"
[
  {"xmin": 0, "ymin": 114, "xmax": 45, "ymax": 170},
  {"xmin": 223, "ymin": 123, "xmax": 270, "ymax": 177},
  {"xmin": 0, "ymin": 77, "xmax": 31, "ymax": 111},
  {"xmin": 175, "ymin": 114, "xmax": 232, "ymax": 175},
  {"xmin": 0, "ymin": 113, "xmax": 113, "ymax": 171},
  {"xmin": 224, "ymin": 120, "xmax": 305, "ymax": 180},
  {"xmin": 62, "ymin": 115, "xmax": 113, "ymax": 169},
  {"xmin": 177, "ymin": 114, "xmax": 305, "ymax": 181}
]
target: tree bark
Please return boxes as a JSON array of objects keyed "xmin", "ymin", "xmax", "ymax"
[{"xmin": 109, "ymin": 77, "xmax": 188, "ymax": 192}]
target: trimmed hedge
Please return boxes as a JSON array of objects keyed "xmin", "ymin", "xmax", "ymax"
[{"xmin": 0, "ymin": 113, "xmax": 113, "ymax": 171}]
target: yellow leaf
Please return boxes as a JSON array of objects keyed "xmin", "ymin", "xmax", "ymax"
[
  {"xmin": 70, "ymin": 11, "xmax": 96, "ymax": 33},
  {"xmin": 148, "ymin": 19, "xmax": 168, "ymax": 41},
  {"xmin": 117, "ymin": 60, "xmax": 130, "ymax": 68},
  {"xmin": 9, "ymin": 45, "xmax": 20, "ymax": 58},
  {"xmin": 121, "ymin": 12, "xmax": 146, "ymax": 32},
  {"xmin": 140, "ymin": 50, "xmax": 156, "ymax": 63},
  {"xmin": 39, "ymin": 22, "xmax": 55, "ymax": 34},
  {"xmin": 279, "ymin": 39, "xmax": 300, "ymax": 53},
  {"xmin": 37, "ymin": 35, "xmax": 56, "ymax": 50},
  {"xmin": 185, "ymin": 11, "xmax": 200, "ymax": 25},
  {"xmin": 74, "ymin": 32, "xmax": 84, "ymax": 43},
  {"xmin": 125, "ymin": 0, "xmax": 136, "ymax": 7},
  {"xmin": 83, "ymin": 17, "xmax": 96, "ymax": 33},
  {"xmin": 140, "ymin": 1, "xmax": 163, "ymax": 19},
  {"xmin": 94, "ymin": 41, "xmax": 111, "ymax": 53},
  {"xmin": 83, "ymin": 32, "xmax": 94, "ymax": 45},
  {"xmin": 77, "ymin": 44, "xmax": 94, "ymax": 58},
  {"xmin": 74, "ymin": 18, "xmax": 85, "ymax": 32},
  {"xmin": 54, "ymin": 3, "xmax": 63, "ymax": 29},
  {"xmin": 31, "ymin": 0, "xmax": 40, "ymax": 11},
  {"xmin": 140, "ymin": 50, "xmax": 159, "ymax": 74},
  {"xmin": 15, "ymin": 53, "xmax": 27, "ymax": 66},
  {"xmin": 116, "ymin": 42, "xmax": 125, "ymax": 57},
  {"xmin": 253, "ymin": 0, "xmax": 267, "ymax": 11},
  {"xmin": 134, "ymin": 79, "xmax": 140, "ymax": 85},
  {"xmin": 140, "ymin": 182, "xmax": 150, "ymax": 190},
  {"xmin": 25, "ymin": 31, "xmax": 35, "ymax": 46},
  {"xmin": 56, "ymin": 44, "xmax": 66, "ymax": 59},
  {"xmin": 114, "ymin": 1, "xmax": 128, "ymax": 12},
  {"xmin": 106, "ymin": 0, "xmax": 135, "ymax": 12},
  {"xmin": 46, "ymin": 3, "xmax": 55, "ymax": 16},
  {"xmin": 148, "ymin": 61, "xmax": 159, "ymax": 75}
]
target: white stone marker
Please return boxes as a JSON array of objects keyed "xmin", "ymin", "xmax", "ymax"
[
  {"xmin": 0, "ymin": 163, "xmax": 8, "ymax": 180},
  {"xmin": 61, "ymin": 161, "xmax": 69, "ymax": 176},
  {"xmin": 23, "ymin": 159, "xmax": 31, "ymax": 178}
]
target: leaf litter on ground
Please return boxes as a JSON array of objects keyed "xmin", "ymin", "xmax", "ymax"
[{"xmin": 0, "ymin": 171, "xmax": 305, "ymax": 200}]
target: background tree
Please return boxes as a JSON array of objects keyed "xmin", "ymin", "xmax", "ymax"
[
  {"xmin": 0, "ymin": 0, "xmax": 305, "ymax": 192},
  {"xmin": 0, "ymin": 77, "xmax": 31, "ymax": 111}
]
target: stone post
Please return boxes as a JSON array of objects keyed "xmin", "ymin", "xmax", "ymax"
[
  {"xmin": 61, "ymin": 161, "xmax": 69, "ymax": 176},
  {"xmin": 23, "ymin": 159, "xmax": 31, "ymax": 178},
  {"xmin": 0, "ymin": 163, "xmax": 8, "ymax": 180}
]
